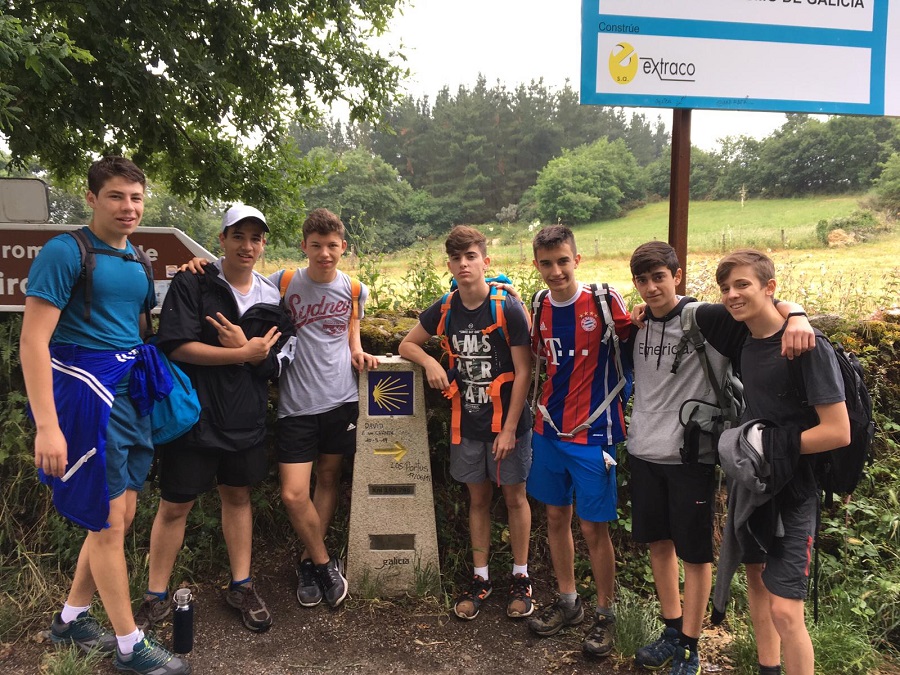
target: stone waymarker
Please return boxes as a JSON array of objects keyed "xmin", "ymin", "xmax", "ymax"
[{"xmin": 347, "ymin": 356, "xmax": 440, "ymax": 596}]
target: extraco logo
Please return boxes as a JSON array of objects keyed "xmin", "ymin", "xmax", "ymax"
[
  {"xmin": 608, "ymin": 42, "xmax": 697, "ymax": 85},
  {"xmin": 608, "ymin": 42, "xmax": 638, "ymax": 85},
  {"xmin": 640, "ymin": 53, "xmax": 696, "ymax": 82}
]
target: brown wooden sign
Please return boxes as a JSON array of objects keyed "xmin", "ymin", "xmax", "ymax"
[{"xmin": 0, "ymin": 224, "xmax": 215, "ymax": 312}]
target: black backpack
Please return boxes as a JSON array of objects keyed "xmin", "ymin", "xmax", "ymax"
[
  {"xmin": 790, "ymin": 335, "xmax": 875, "ymax": 500},
  {"xmin": 66, "ymin": 228, "xmax": 154, "ymax": 323}
]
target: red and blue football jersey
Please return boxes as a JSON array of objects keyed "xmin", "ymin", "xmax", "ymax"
[{"xmin": 532, "ymin": 283, "xmax": 631, "ymax": 445}]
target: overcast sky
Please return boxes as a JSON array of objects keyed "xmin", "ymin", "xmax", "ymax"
[{"xmin": 374, "ymin": 0, "xmax": 791, "ymax": 151}]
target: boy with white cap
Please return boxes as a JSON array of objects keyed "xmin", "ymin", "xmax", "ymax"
[{"xmin": 135, "ymin": 204, "xmax": 295, "ymax": 633}]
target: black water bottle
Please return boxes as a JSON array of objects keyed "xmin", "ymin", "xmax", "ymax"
[{"xmin": 172, "ymin": 588, "xmax": 194, "ymax": 654}]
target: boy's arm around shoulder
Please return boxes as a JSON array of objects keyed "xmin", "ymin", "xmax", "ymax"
[
  {"xmin": 20, "ymin": 297, "xmax": 67, "ymax": 477},
  {"xmin": 774, "ymin": 300, "xmax": 815, "ymax": 359},
  {"xmin": 398, "ymin": 323, "xmax": 449, "ymax": 391}
]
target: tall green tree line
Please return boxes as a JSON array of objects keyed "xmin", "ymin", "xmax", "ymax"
[{"xmin": 294, "ymin": 77, "xmax": 669, "ymax": 226}]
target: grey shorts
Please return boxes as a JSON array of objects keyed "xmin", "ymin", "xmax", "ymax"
[
  {"xmin": 450, "ymin": 431, "xmax": 532, "ymax": 485},
  {"xmin": 762, "ymin": 493, "xmax": 818, "ymax": 600}
]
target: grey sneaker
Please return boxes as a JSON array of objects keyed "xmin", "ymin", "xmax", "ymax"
[
  {"xmin": 134, "ymin": 595, "xmax": 172, "ymax": 631},
  {"xmin": 296, "ymin": 558, "xmax": 323, "ymax": 607},
  {"xmin": 317, "ymin": 557, "xmax": 348, "ymax": 609},
  {"xmin": 635, "ymin": 626, "xmax": 679, "ymax": 670},
  {"xmin": 114, "ymin": 636, "xmax": 191, "ymax": 674},
  {"xmin": 583, "ymin": 612, "xmax": 616, "ymax": 657},
  {"xmin": 527, "ymin": 596, "xmax": 585, "ymax": 636},
  {"xmin": 225, "ymin": 582, "xmax": 273, "ymax": 632},
  {"xmin": 49, "ymin": 611, "xmax": 116, "ymax": 654}
]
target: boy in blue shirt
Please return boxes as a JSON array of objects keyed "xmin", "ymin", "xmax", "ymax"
[{"xmin": 21, "ymin": 157, "xmax": 190, "ymax": 674}]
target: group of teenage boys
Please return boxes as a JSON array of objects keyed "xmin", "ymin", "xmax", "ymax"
[
  {"xmin": 23, "ymin": 157, "xmax": 849, "ymax": 675},
  {"xmin": 401, "ymin": 224, "xmax": 847, "ymax": 675}
]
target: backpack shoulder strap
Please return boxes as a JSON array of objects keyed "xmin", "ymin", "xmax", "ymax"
[
  {"xmin": 279, "ymin": 269, "xmax": 296, "ymax": 299},
  {"xmin": 67, "ymin": 230, "xmax": 93, "ymax": 321},
  {"xmin": 590, "ymin": 282, "xmax": 624, "ymax": 379},
  {"xmin": 671, "ymin": 302, "xmax": 702, "ymax": 374},
  {"xmin": 483, "ymin": 285, "xmax": 510, "ymax": 343},
  {"xmin": 349, "ymin": 277, "xmax": 362, "ymax": 322},
  {"xmin": 436, "ymin": 290, "xmax": 455, "ymax": 338},
  {"xmin": 680, "ymin": 301, "xmax": 736, "ymax": 420},
  {"xmin": 129, "ymin": 243, "xmax": 155, "ymax": 334},
  {"xmin": 529, "ymin": 289, "xmax": 550, "ymax": 415}
]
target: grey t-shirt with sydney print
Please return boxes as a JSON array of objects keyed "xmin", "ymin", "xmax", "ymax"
[{"xmin": 272, "ymin": 268, "xmax": 368, "ymax": 417}]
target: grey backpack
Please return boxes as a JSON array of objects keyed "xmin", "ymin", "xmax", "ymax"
[{"xmin": 670, "ymin": 302, "xmax": 744, "ymax": 463}]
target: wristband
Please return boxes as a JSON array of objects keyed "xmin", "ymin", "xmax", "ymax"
[{"xmin": 787, "ymin": 311, "xmax": 807, "ymax": 319}]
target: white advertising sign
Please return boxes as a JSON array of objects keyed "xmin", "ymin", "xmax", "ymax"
[{"xmin": 582, "ymin": 0, "xmax": 899, "ymax": 116}]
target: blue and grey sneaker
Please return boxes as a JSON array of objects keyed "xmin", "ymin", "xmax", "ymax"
[
  {"xmin": 49, "ymin": 611, "xmax": 116, "ymax": 655},
  {"xmin": 670, "ymin": 646, "xmax": 701, "ymax": 675},
  {"xmin": 635, "ymin": 626, "xmax": 679, "ymax": 670},
  {"xmin": 115, "ymin": 636, "xmax": 191, "ymax": 674}
]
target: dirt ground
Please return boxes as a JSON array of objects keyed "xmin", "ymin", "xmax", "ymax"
[{"xmin": 0, "ymin": 552, "xmax": 741, "ymax": 675}]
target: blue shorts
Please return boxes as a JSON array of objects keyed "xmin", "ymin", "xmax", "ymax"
[
  {"xmin": 105, "ymin": 392, "xmax": 154, "ymax": 499},
  {"xmin": 527, "ymin": 434, "xmax": 618, "ymax": 523}
]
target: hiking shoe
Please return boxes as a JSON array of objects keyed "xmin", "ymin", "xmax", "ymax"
[
  {"xmin": 115, "ymin": 636, "xmax": 191, "ymax": 674},
  {"xmin": 583, "ymin": 612, "xmax": 616, "ymax": 657},
  {"xmin": 296, "ymin": 558, "xmax": 323, "ymax": 607},
  {"xmin": 506, "ymin": 573, "xmax": 534, "ymax": 618},
  {"xmin": 225, "ymin": 582, "xmax": 273, "ymax": 632},
  {"xmin": 134, "ymin": 595, "xmax": 172, "ymax": 631},
  {"xmin": 49, "ymin": 611, "xmax": 116, "ymax": 655},
  {"xmin": 527, "ymin": 596, "xmax": 584, "ymax": 636},
  {"xmin": 317, "ymin": 557, "xmax": 348, "ymax": 609},
  {"xmin": 453, "ymin": 575, "xmax": 493, "ymax": 620},
  {"xmin": 635, "ymin": 627, "xmax": 679, "ymax": 670},
  {"xmin": 670, "ymin": 646, "xmax": 701, "ymax": 675}
]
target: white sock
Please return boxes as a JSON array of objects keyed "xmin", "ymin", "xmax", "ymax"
[
  {"xmin": 116, "ymin": 628, "xmax": 143, "ymax": 655},
  {"xmin": 60, "ymin": 603, "xmax": 91, "ymax": 624},
  {"xmin": 512, "ymin": 564, "xmax": 528, "ymax": 577},
  {"xmin": 474, "ymin": 566, "xmax": 489, "ymax": 581}
]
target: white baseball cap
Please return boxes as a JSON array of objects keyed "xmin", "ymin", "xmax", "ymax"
[{"xmin": 221, "ymin": 204, "xmax": 269, "ymax": 233}]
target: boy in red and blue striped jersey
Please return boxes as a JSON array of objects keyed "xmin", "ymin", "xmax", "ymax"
[{"xmin": 526, "ymin": 225, "xmax": 632, "ymax": 659}]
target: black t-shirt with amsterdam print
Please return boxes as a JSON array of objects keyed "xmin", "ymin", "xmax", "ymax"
[{"xmin": 419, "ymin": 290, "xmax": 532, "ymax": 442}]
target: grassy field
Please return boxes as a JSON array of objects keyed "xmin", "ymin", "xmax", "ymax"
[{"xmin": 262, "ymin": 195, "xmax": 899, "ymax": 318}]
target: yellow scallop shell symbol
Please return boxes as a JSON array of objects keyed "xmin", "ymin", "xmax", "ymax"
[{"xmin": 609, "ymin": 42, "xmax": 638, "ymax": 85}]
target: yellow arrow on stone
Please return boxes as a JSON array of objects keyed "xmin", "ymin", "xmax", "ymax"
[{"xmin": 373, "ymin": 442, "xmax": 408, "ymax": 462}]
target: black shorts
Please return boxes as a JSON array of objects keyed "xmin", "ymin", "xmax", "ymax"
[
  {"xmin": 276, "ymin": 402, "xmax": 359, "ymax": 464},
  {"xmin": 157, "ymin": 442, "xmax": 268, "ymax": 503},
  {"xmin": 628, "ymin": 454, "xmax": 716, "ymax": 564}
]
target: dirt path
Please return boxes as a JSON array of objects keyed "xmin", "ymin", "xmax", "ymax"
[{"xmin": 4, "ymin": 557, "xmax": 646, "ymax": 675}]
